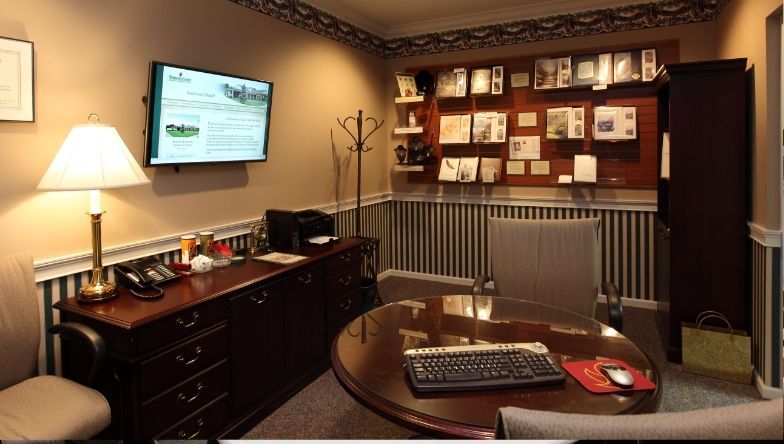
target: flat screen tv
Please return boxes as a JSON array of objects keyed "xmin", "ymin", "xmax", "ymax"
[{"xmin": 144, "ymin": 61, "xmax": 273, "ymax": 166}]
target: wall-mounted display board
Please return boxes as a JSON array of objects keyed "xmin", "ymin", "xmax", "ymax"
[{"xmin": 400, "ymin": 40, "xmax": 678, "ymax": 188}]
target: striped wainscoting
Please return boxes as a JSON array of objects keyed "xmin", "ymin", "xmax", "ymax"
[
  {"xmin": 332, "ymin": 200, "xmax": 393, "ymax": 274},
  {"xmin": 750, "ymin": 237, "xmax": 783, "ymax": 392},
  {"xmin": 389, "ymin": 200, "xmax": 656, "ymax": 302}
]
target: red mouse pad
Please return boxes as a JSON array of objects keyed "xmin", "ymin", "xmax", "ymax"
[{"xmin": 562, "ymin": 359, "xmax": 656, "ymax": 393}]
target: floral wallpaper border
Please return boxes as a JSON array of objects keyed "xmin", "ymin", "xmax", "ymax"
[{"xmin": 229, "ymin": 0, "xmax": 729, "ymax": 59}]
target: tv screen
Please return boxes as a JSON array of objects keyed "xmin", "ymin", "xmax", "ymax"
[{"xmin": 144, "ymin": 61, "xmax": 272, "ymax": 166}]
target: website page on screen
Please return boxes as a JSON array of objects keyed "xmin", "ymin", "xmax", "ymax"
[{"xmin": 148, "ymin": 65, "xmax": 270, "ymax": 164}]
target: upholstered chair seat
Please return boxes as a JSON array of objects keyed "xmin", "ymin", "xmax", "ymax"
[
  {"xmin": 0, "ymin": 251, "xmax": 111, "ymax": 439},
  {"xmin": 495, "ymin": 398, "xmax": 784, "ymax": 440}
]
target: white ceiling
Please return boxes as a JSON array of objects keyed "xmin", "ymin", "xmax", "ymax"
[{"xmin": 304, "ymin": 0, "xmax": 653, "ymax": 38}]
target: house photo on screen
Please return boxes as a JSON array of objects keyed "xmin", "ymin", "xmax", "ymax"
[{"xmin": 144, "ymin": 61, "xmax": 273, "ymax": 167}]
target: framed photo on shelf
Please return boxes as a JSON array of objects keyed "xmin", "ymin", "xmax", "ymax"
[
  {"xmin": 395, "ymin": 72, "xmax": 417, "ymax": 97},
  {"xmin": 641, "ymin": 48, "xmax": 657, "ymax": 82},
  {"xmin": 435, "ymin": 68, "xmax": 468, "ymax": 98},
  {"xmin": 438, "ymin": 157, "xmax": 460, "ymax": 181},
  {"xmin": 491, "ymin": 65, "xmax": 504, "ymax": 95},
  {"xmin": 572, "ymin": 54, "xmax": 599, "ymax": 86},
  {"xmin": 439, "ymin": 114, "xmax": 471, "ymax": 144},
  {"xmin": 546, "ymin": 107, "xmax": 570, "ymax": 139},
  {"xmin": 614, "ymin": 50, "xmax": 642, "ymax": 83},
  {"xmin": 534, "ymin": 58, "xmax": 560, "ymax": 89},
  {"xmin": 559, "ymin": 57, "xmax": 571, "ymax": 88},
  {"xmin": 593, "ymin": 106, "xmax": 637, "ymax": 140},
  {"xmin": 472, "ymin": 112, "xmax": 507, "ymax": 143},
  {"xmin": 480, "ymin": 157, "xmax": 502, "ymax": 182},
  {"xmin": 597, "ymin": 53, "xmax": 613, "ymax": 85},
  {"xmin": 458, "ymin": 157, "xmax": 479, "ymax": 182},
  {"xmin": 470, "ymin": 67, "xmax": 492, "ymax": 95},
  {"xmin": 613, "ymin": 52, "xmax": 633, "ymax": 83},
  {"xmin": 570, "ymin": 107, "xmax": 585, "ymax": 139},
  {"xmin": 0, "ymin": 36, "xmax": 34, "ymax": 122}
]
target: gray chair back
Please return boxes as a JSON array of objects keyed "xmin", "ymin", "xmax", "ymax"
[
  {"xmin": 495, "ymin": 398, "xmax": 784, "ymax": 440},
  {"xmin": 0, "ymin": 251, "xmax": 41, "ymax": 390},
  {"xmin": 488, "ymin": 217, "xmax": 598, "ymax": 318}
]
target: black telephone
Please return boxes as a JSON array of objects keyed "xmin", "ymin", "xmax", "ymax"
[{"xmin": 115, "ymin": 257, "xmax": 180, "ymax": 299}]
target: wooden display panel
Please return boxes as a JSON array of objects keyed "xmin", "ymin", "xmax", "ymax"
[{"xmin": 401, "ymin": 40, "xmax": 678, "ymax": 188}]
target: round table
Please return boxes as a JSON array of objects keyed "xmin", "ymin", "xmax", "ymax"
[{"xmin": 331, "ymin": 295, "xmax": 661, "ymax": 439}]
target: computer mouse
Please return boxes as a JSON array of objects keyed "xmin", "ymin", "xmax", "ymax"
[{"xmin": 601, "ymin": 363, "xmax": 635, "ymax": 388}]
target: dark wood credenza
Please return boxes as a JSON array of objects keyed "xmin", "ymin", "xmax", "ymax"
[{"xmin": 54, "ymin": 238, "xmax": 364, "ymax": 439}]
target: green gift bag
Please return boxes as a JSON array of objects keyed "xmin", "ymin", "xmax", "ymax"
[{"xmin": 681, "ymin": 311, "xmax": 751, "ymax": 384}]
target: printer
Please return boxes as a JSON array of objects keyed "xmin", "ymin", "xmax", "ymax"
[{"xmin": 265, "ymin": 209, "xmax": 335, "ymax": 250}]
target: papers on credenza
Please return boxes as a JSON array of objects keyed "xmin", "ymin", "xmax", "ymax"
[
  {"xmin": 573, "ymin": 154, "xmax": 597, "ymax": 183},
  {"xmin": 254, "ymin": 252, "xmax": 309, "ymax": 265},
  {"xmin": 306, "ymin": 235, "xmax": 339, "ymax": 245},
  {"xmin": 660, "ymin": 132, "xmax": 670, "ymax": 179}
]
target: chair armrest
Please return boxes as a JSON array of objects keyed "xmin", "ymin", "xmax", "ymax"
[
  {"xmin": 472, "ymin": 275, "xmax": 490, "ymax": 296},
  {"xmin": 49, "ymin": 322, "xmax": 107, "ymax": 387},
  {"xmin": 601, "ymin": 282, "xmax": 623, "ymax": 333}
]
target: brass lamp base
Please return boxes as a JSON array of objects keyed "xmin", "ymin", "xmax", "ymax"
[
  {"xmin": 76, "ymin": 210, "xmax": 119, "ymax": 303},
  {"xmin": 77, "ymin": 269, "xmax": 119, "ymax": 303}
]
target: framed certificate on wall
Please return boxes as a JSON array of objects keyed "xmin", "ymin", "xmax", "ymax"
[{"xmin": 0, "ymin": 36, "xmax": 34, "ymax": 122}]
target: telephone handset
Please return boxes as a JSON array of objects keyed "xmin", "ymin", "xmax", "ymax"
[{"xmin": 115, "ymin": 257, "xmax": 180, "ymax": 299}]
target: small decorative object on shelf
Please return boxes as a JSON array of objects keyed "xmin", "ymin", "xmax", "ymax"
[
  {"xmin": 394, "ymin": 144, "xmax": 407, "ymax": 164},
  {"xmin": 395, "ymin": 72, "xmax": 417, "ymax": 97},
  {"xmin": 408, "ymin": 112, "xmax": 416, "ymax": 127},
  {"xmin": 414, "ymin": 69, "xmax": 435, "ymax": 97}
]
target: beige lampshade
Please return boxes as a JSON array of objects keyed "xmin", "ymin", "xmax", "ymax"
[{"xmin": 37, "ymin": 123, "xmax": 150, "ymax": 191}]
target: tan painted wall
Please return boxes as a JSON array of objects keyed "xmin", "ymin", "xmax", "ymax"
[
  {"xmin": 716, "ymin": 0, "xmax": 782, "ymax": 230},
  {"xmin": 0, "ymin": 0, "xmax": 386, "ymax": 261},
  {"xmin": 385, "ymin": 22, "xmax": 718, "ymax": 203}
]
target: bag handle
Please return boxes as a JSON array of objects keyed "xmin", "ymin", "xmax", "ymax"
[{"xmin": 696, "ymin": 310, "xmax": 734, "ymax": 336}]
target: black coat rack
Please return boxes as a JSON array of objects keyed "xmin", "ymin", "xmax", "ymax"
[{"xmin": 336, "ymin": 109, "xmax": 383, "ymax": 237}]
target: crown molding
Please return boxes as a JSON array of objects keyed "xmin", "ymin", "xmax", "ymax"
[
  {"xmin": 230, "ymin": 0, "xmax": 730, "ymax": 58},
  {"xmin": 385, "ymin": 0, "xmax": 643, "ymax": 39}
]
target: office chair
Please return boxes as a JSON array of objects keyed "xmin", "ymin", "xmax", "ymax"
[
  {"xmin": 0, "ymin": 251, "xmax": 111, "ymax": 439},
  {"xmin": 472, "ymin": 217, "xmax": 623, "ymax": 332},
  {"xmin": 495, "ymin": 398, "xmax": 784, "ymax": 439}
]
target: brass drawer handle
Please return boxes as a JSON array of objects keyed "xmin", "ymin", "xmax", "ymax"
[
  {"xmin": 176, "ymin": 346, "xmax": 202, "ymax": 366},
  {"xmin": 338, "ymin": 275, "xmax": 352, "ymax": 286},
  {"xmin": 340, "ymin": 299, "xmax": 353, "ymax": 311},
  {"xmin": 176, "ymin": 382, "xmax": 204, "ymax": 404},
  {"xmin": 178, "ymin": 418, "xmax": 204, "ymax": 439},
  {"xmin": 298, "ymin": 272, "xmax": 312, "ymax": 285},
  {"xmin": 250, "ymin": 290, "xmax": 269, "ymax": 304},
  {"xmin": 176, "ymin": 312, "xmax": 200, "ymax": 329},
  {"xmin": 338, "ymin": 252, "xmax": 352, "ymax": 261}
]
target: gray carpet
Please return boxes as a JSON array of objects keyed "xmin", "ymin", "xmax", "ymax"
[{"xmin": 242, "ymin": 276, "xmax": 764, "ymax": 439}]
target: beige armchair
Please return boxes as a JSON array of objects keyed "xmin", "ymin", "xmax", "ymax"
[
  {"xmin": 0, "ymin": 251, "xmax": 111, "ymax": 439},
  {"xmin": 495, "ymin": 398, "xmax": 784, "ymax": 439},
  {"xmin": 473, "ymin": 217, "xmax": 623, "ymax": 331}
]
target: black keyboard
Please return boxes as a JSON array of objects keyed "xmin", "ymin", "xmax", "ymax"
[{"xmin": 404, "ymin": 342, "xmax": 565, "ymax": 392}]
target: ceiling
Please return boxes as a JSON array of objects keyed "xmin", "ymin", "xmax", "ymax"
[{"xmin": 304, "ymin": 0, "xmax": 652, "ymax": 38}]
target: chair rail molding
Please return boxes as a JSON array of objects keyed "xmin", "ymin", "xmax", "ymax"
[
  {"xmin": 748, "ymin": 221, "xmax": 783, "ymax": 247},
  {"xmin": 390, "ymin": 192, "xmax": 657, "ymax": 212}
]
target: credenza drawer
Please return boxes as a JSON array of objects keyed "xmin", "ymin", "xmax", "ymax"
[
  {"xmin": 325, "ymin": 246, "xmax": 361, "ymax": 273},
  {"xmin": 156, "ymin": 393, "xmax": 230, "ymax": 439},
  {"xmin": 285, "ymin": 263, "xmax": 324, "ymax": 293},
  {"xmin": 325, "ymin": 266, "xmax": 361, "ymax": 303},
  {"xmin": 137, "ymin": 298, "xmax": 227, "ymax": 355},
  {"xmin": 140, "ymin": 324, "xmax": 228, "ymax": 400},
  {"xmin": 141, "ymin": 359, "xmax": 229, "ymax": 437},
  {"xmin": 326, "ymin": 288, "xmax": 363, "ymax": 327}
]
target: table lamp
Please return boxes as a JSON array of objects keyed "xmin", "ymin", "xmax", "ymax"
[{"xmin": 37, "ymin": 114, "xmax": 150, "ymax": 303}]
